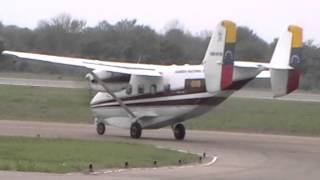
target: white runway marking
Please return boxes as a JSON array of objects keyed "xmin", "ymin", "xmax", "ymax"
[{"xmin": 203, "ymin": 156, "xmax": 218, "ymax": 167}]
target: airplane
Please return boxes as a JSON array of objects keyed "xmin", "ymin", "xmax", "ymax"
[{"xmin": 1, "ymin": 20, "xmax": 303, "ymax": 140}]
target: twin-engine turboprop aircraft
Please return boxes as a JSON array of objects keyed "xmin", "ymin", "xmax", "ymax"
[{"xmin": 2, "ymin": 20, "xmax": 303, "ymax": 140}]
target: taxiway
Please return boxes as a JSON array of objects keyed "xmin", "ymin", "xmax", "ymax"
[{"xmin": 0, "ymin": 120, "xmax": 319, "ymax": 180}]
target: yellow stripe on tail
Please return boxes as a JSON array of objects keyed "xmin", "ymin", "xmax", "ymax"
[
  {"xmin": 222, "ymin": 20, "xmax": 237, "ymax": 43},
  {"xmin": 288, "ymin": 25, "xmax": 303, "ymax": 48}
]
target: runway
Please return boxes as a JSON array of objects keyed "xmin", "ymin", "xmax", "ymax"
[
  {"xmin": 0, "ymin": 77, "xmax": 88, "ymax": 89},
  {"xmin": 1, "ymin": 77, "xmax": 320, "ymax": 102},
  {"xmin": 0, "ymin": 120, "xmax": 320, "ymax": 180}
]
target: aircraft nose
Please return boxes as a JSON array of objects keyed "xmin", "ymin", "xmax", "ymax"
[{"xmin": 90, "ymin": 92, "xmax": 111, "ymax": 106}]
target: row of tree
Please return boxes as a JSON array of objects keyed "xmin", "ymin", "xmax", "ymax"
[{"xmin": 0, "ymin": 14, "xmax": 319, "ymax": 90}]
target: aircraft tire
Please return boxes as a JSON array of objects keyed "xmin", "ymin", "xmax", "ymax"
[
  {"xmin": 174, "ymin": 124, "xmax": 185, "ymax": 140},
  {"xmin": 96, "ymin": 122, "xmax": 106, "ymax": 135},
  {"xmin": 130, "ymin": 122, "xmax": 142, "ymax": 139}
]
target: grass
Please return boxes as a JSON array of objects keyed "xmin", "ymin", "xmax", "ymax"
[
  {"xmin": 185, "ymin": 98, "xmax": 320, "ymax": 136},
  {"xmin": 0, "ymin": 136, "xmax": 198, "ymax": 173},
  {"xmin": 0, "ymin": 85, "xmax": 320, "ymax": 135},
  {"xmin": 0, "ymin": 85, "xmax": 93, "ymax": 123}
]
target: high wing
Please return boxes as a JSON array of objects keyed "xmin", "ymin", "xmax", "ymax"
[
  {"xmin": 3, "ymin": 50, "xmax": 162, "ymax": 77},
  {"xmin": 3, "ymin": 50, "xmax": 163, "ymax": 120}
]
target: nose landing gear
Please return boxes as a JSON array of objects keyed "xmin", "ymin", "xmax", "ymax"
[{"xmin": 96, "ymin": 122, "xmax": 106, "ymax": 135}]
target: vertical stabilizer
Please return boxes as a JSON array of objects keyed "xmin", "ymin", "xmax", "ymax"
[
  {"xmin": 203, "ymin": 20, "xmax": 237, "ymax": 93},
  {"xmin": 270, "ymin": 25, "xmax": 303, "ymax": 97}
]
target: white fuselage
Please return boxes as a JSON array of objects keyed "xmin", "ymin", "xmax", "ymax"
[{"xmin": 89, "ymin": 64, "xmax": 258, "ymax": 129}]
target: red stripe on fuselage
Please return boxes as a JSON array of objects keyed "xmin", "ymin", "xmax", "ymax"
[
  {"xmin": 221, "ymin": 64, "xmax": 233, "ymax": 90},
  {"xmin": 287, "ymin": 69, "xmax": 300, "ymax": 94}
]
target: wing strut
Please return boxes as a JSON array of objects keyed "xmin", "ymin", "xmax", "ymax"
[{"xmin": 90, "ymin": 72, "xmax": 136, "ymax": 119}]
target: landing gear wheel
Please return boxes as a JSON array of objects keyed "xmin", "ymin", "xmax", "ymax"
[
  {"xmin": 96, "ymin": 122, "xmax": 106, "ymax": 135},
  {"xmin": 130, "ymin": 122, "xmax": 142, "ymax": 139},
  {"xmin": 173, "ymin": 124, "xmax": 185, "ymax": 140}
]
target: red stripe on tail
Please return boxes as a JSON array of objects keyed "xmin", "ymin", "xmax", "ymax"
[
  {"xmin": 221, "ymin": 64, "xmax": 233, "ymax": 90},
  {"xmin": 287, "ymin": 69, "xmax": 300, "ymax": 94}
]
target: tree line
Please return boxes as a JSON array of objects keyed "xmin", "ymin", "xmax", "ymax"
[{"xmin": 0, "ymin": 14, "xmax": 319, "ymax": 90}]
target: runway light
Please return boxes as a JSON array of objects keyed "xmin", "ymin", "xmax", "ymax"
[
  {"xmin": 124, "ymin": 161, "xmax": 129, "ymax": 168},
  {"xmin": 178, "ymin": 159, "xmax": 182, "ymax": 165},
  {"xmin": 203, "ymin": 152, "xmax": 206, "ymax": 158},
  {"xmin": 199, "ymin": 156, "xmax": 203, "ymax": 163},
  {"xmin": 89, "ymin": 164, "xmax": 93, "ymax": 172},
  {"xmin": 153, "ymin": 160, "xmax": 157, "ymax": 166}
]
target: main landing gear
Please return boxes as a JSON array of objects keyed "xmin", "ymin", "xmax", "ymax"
[
  {"xmin": 95, "ymin": 121, "xmax": 143, "ymax": 139},
  {"xmin": 173, "ymin": 124, "xmax": 186, "ymax": 140},
  {"xmin": 130, "ymin": 122, "xmax": 185, "ymax": 140},
  {"xmin": 130, "ymin": 122, "xmax": 142, "ymax": 139}
]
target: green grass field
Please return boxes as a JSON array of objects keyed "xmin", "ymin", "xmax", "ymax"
[
  {"xmin": 0, "ymin": 85, "xmax": 92, "ymax": 123},
  {"xmin": 0, "ymin": 136, "xmax": 198, "ymax": 173},
  {"xmin": 1, "ymin": 85, "xmax": 320, "ymax": 135}
]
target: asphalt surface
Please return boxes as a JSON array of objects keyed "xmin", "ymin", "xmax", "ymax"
[{"xmin": 0, "ymin": 120, "xmax": 320, "ymax": 180}]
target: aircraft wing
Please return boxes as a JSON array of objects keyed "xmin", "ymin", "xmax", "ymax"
[
  {"xmin": 3, "ymin": 50, "xmax": 162, "ymax": 77},
  {"xmin": 234, "ymin": 61, "xmax": 271, "ymax": 78}
]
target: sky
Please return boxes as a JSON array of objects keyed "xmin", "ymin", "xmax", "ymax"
[{"xmin": 0, "ymin": 0, "xmax": 318, "ymax": 43}]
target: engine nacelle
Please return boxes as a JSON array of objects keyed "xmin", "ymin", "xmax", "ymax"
[{"xmin": 85, "ymin": 70, "xmax": 130, "ymax": 92}]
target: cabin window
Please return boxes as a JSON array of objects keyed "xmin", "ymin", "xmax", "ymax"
[
  {"xmin": 164, "ymin": 84, "xmax": 171, "ymax": 92},
  {"xmin": 126, "ymin": 84, "xmax": 132, "ymax": 95},
  {"xmin": 185, "ymin": 79, "xmax": 206, "ymax": 91},
  {"xmin": 138, "ymin": 84, "xmax": 144, "ymax": 94},
  {"xmin": 150, "ymin": 84, "xmax": 157, "ymax": 94}
]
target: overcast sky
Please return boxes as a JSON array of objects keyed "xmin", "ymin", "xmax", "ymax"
[{"xmin": 0, "ymin": 0, "xmax": 317, "ymax": 43}]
